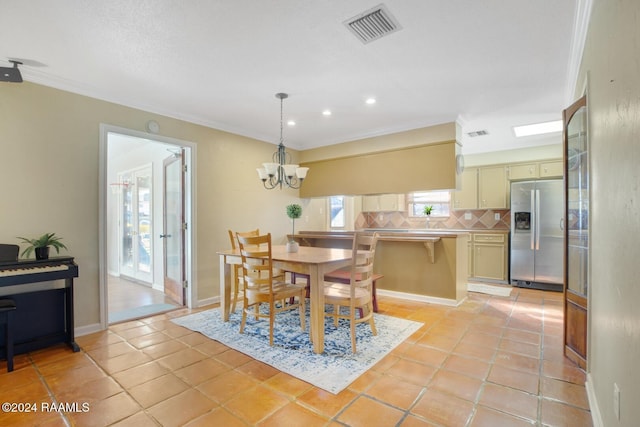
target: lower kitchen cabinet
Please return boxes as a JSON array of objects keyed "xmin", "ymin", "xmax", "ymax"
[{"xmin": 468, "ymin": 232, "xmax": 508, "ymax": 283}]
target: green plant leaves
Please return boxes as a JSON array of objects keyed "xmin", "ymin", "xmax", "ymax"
[
  {"xmin": 286, "ymin": 204, "xmax": 302, "ymax": 219},
  {"xmin": 17, "ymin": 232, "xmax": 68, "ymax": 258}
]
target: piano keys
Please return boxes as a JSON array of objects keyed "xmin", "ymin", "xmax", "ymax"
[
  {"xmin": 0, "ymin": 256, "xmax": 80, "ymax": 355},
  {"xmin": 0, "ymin": 263, "xmax": 69, "ymax": 277}
]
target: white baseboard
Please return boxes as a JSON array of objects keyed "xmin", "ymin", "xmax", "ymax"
[
  {"xmin": 376, "ymin": 289, "xmax": 464, "ymax": 307},
  {"xmin": 197, "ymin": 296, "xmax": 219, "ymax": 308},
  {"xmin": 75, "ymin": 322, "xmax": 103, "ymax": 337},
  {"xmin": 585, "ymin": 373, "xmax": 604, "ymax": 427}
]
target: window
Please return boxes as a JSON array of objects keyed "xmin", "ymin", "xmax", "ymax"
[
  {"xmin": 329, "ymin": 196, "xmax": 345, "ymax": 228},
  {"xmin": 408, "ymin": 191, "xmax": 451, "ymax": 217}
]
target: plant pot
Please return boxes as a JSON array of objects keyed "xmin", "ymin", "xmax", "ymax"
[
  {"xmin": 286, "ymin": 241, "xmax": 299, "ymax": 253},
  {"xmin": 35, "ymin": 246, "xmax": 50, "ymax": 260},
  {"xmin": 425, "ymin": 216, "xmax": 431, "ymax": 229}
]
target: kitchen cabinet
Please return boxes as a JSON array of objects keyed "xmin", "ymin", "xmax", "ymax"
[
  {"xmin": 508, "ymin": 163, "xmax": 539, "ymax": 180},
  {"xmin": 456, "ymin": 160, "xmax": 561, "ymax": 211},
  {"xmin": 508, "ymin": 160, "xmax": 563, "ymax": 180},
  {"xmin": 540, "ymin": 161, "xmax": 563, "ymax": 178},
  {"xmin": 467, "ymin": 239, "xmax": 474, "ymax": 277},
  {"xmin": 362, "ymin": 194, "xmax": 405, "ymax": 211},
  {"xmin": 478, "ymin": 166, "xmax": 508, "ymax": 209},
  {"xmin": 453, "ymin": 166, "xmax": 507, "ymax": 209},
  {"xmin": 452, "ymin": 168, "xmax": 478, "ymax": 210},
  {"xmin": 469, "ymin": 232, "xmax": 508, "ymax": 283}
]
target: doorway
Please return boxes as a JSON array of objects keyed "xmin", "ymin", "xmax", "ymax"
[{"xmin": 99, "ymin": 125, "xmax": 195, "ymax": 326}]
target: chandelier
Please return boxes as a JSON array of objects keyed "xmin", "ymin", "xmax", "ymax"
[{"xmin": 256, "ymin": 93, "xmax": 309, "ymax": 189}]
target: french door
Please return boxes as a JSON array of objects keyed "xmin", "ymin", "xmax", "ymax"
[
  {"xmin": 162, "ymin": 151, "xmax": 185, "ymax": 305},
  {"xmin": 119, "ymin": 165, "xmax": 153, "ymax": 283}
]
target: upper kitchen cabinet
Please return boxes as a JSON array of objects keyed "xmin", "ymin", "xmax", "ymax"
[
  {"xmin": 454, "ymin": 165, "xmax": 508, "ymax": 209},
  {"xmin": 507, "ymin": 160, "xmax": 563, "ymax": 180},
  {"xmin": 539, "ymin": 160, "xmax": 563, "ymax": 178},
  {"xmin": 508, "ymin": 163, "xmax": 539, "ymax": 180},
  {"xmin": 362, "ymin": 194, "xmax": 406, "ymax": 211},
  {"xmin": 479, "ymin": 165, "xmax": 508, "ymax": 208},
  {"xmin": 452, "ymin": 168, "xmax": 478, "ymax": 210}
]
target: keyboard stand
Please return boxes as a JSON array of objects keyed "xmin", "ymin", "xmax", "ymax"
[{"xmin": 0, "ymin": 256, "xmax": 80, "ymax": 355}]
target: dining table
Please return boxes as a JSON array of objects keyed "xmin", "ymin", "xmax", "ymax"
[{"xmin": 218, "ymin": 245, "xmax": 354, "ymax": 354}]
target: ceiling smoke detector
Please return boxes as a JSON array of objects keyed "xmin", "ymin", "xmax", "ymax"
[
  {"xmin": 344, "ymin": 4, "xmax": 402, "ymax": 44},
  {"xmin": 467, "ymin": 130, "xmax": 489, "ymax": 137}
]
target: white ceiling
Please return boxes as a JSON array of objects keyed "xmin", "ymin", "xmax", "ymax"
[{"xmin": 1, "ymin": 0, "xmax": 583, "ymax": 154}]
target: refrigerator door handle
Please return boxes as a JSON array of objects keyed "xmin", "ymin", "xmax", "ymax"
[
  {"xmin": 535, "ymin": 189, "xmax": 541, "ymax": 250},
  {"xmin": 530, "ymin": 190, "xmax": 535, "ymax": 250}
]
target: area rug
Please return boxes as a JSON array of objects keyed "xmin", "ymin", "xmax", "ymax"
[
  {"xmin": 467, "ymin": 282, "xmax": 513, "ymax": 297},
  {"xmin": 109, "ymin": 303, "xmax": 180, "ymax": 323},
  {"xmin": 171, "ymin": 306, "xmax": 422, "ymax": 394}
]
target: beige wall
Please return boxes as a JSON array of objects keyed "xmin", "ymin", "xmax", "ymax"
[
  {"xmin": 300, "ymin": 140, "xmax": 458, "ymax": 197},
  {"xmin": 577, "ymin": 0, "xmax": 640, "ymax": 425},
  {"xmin": 0, "ymin": 82, "xmax": 301, "ymax": 330},
  {"xmin": 463, "ymin": 144, "xmax": 562, "ymax": 167},
  {"xmin": 299, "ymin": 122, "xmax": 456, "ymax": 163}
]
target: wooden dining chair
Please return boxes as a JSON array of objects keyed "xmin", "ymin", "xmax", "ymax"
[
  {"xmin": 237, "ymin": 233, "xmax": 307, "ymax": 346},
  {"xmin": 228, "ymin": 229, "xmax": 259, "ymax": 313},
  {"xmin": 323, "ymin": 232, "xmax": 379, "ymax": 353}
]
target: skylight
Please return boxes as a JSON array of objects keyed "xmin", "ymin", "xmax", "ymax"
[{"xmin": 513, "ymin": 120, "xmax": 563, "ymax": 137}]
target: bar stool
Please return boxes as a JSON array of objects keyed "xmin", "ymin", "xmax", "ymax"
[{"xmin": 0, "ymin": 299, "xmax": 16, "ymax": 372}]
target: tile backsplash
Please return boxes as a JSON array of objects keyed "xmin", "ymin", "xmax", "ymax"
[{"xmin": 356, "ymin": 209, "xmax": 510, "ymax": 231}]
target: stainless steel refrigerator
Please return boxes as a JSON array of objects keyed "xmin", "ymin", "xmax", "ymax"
[{"xmin": 510, "ymin": 179, "xmax": 564, "ymax": 291}]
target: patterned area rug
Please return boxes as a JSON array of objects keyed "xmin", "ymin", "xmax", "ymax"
[{"xmin": 172, "ymin": 306, "xmax": 422, "ymax": 394}]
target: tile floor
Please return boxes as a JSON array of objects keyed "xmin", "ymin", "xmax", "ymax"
[
  {"xmin": 108, "ymin": 275, "xmax": 179, "ymax": 314},
  {"xmin": 0, "ymin": 288, "xmax": 592, "ymax": 426}
]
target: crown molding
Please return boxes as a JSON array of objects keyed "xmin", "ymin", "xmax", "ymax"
[{"xmin": 565, "ymin": 0, "xmax": 594, "ymax": 103}]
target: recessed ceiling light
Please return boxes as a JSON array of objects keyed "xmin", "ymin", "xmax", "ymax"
[
  {"xmin": 513, "ymin": 120, "xmax": 562, "ymax": 137},
  {"xmin": 322, "ymin": 110, "xmax": 332, "ymax": 116},
  {"xmin": 365, "ymin": 97, "xmax": 376, "ymax": 105},
  {"xmin": 287, "ymin": 120, "xmax": 296, "ymax": 126}
]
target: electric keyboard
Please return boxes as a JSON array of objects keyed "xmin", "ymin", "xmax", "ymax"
[
  {"xmin": 0, "ymin": 264, "xmax": 69, "ymax": 277},
  {"xmin": 0, "ymin": 256, "xmax": 80, "ymax": 354},
  {"xmin": 0, "ymin": 257, "xmax": 78, "ymax": 287}
]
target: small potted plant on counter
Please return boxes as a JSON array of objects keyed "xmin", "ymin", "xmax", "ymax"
[
  {"xmin": 18, "ymin": 232, "xmax": 68, "ymax": 260},
  {"xmin": 286, "ymin": 204, "xmax": 302, "ymax": 252},
  {"xmin": 423, "ymin": 205, "xmax": 433, "ymax": 228}
]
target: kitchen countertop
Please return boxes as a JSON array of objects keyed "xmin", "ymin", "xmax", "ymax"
[{"xmin": 294, "ymin": 229, "xmax": 509, "ymax": 237}]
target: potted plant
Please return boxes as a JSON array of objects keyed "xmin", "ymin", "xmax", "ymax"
[
  {"xmin": 423, "ymin": 205, "xmax": 434, "ymax": 229},
  {"xmin": 286, "ymin": 203, "xmax": 302, "ymax": 252},
  {"xmin": 17, "ymin": 232, "xmax": 68, "ymax": 260}
]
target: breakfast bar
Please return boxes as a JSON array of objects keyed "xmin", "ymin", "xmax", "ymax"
[{"xmin": 291, "ymin": 230, "xmax": 470, "ymax": 305}]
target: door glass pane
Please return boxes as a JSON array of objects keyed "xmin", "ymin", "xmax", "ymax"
[
  {"xmin": 165, "ymin": 159, "xmax": 182, "ymax": 284},
  {"xmin": 121, "ymin": 174, "xmax": 133, "ymax": 269},
  {"xmin": 566, "ymin": 105, "xmax": 588, "ymax": 297},
  {"xmin": 119, "ymin": 167, "xmax": 152, "ymax": 283},
  {"xmin": 137, "ymin": 174, "xmax": 152, "ymax": 273}
]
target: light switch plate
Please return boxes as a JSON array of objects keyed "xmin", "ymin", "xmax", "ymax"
[{"xmin": 464, "ymin": 212, "xmax": 472, "ymax": 220}]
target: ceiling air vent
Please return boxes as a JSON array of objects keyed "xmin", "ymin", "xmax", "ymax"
[
  {"xmin": 467, "ymin": 130, "xmax": 489, "ymax": 137},
  {"xmin": 344, "ymin": 4, "xmax": 402, "ymax": 44}
]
